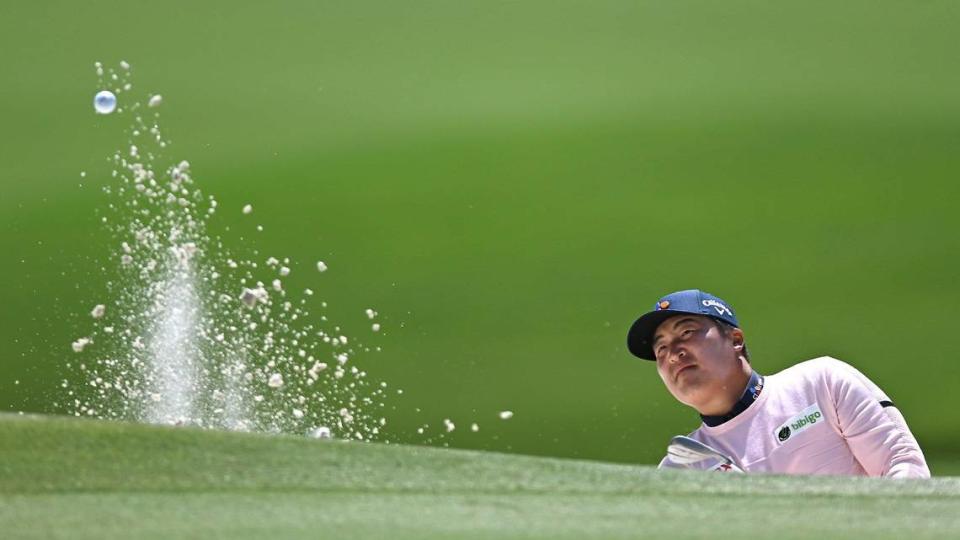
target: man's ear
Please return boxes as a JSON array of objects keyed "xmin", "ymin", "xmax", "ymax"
[{"xmin": 730, "ymin": 328, "xmax": 745, "ymax": 351}]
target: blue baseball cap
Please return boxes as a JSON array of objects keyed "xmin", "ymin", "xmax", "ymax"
[{"xmin": 626, "ymin": 289, "xmax": 739, "ymax": 360}]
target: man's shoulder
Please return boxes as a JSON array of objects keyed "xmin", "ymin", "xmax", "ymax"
[
  {"xmin": 771, "ymin": 356, "xmax": 852, "ymax": 379},
  {"xmin": 769, "ymin": 356, "xmax": 877, "ymax": 395},
  {"xmin": 771, "ymin": 355, "xmax": 893, "ymax": 407}
]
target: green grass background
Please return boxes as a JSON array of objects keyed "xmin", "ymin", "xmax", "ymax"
[
  {"xmin": 1, "ymin": 1, "xmax": 959, "ymax": 470},
  {"xmin": 3, "ymin": 414, "xmax": 960, "ymax": 539}
]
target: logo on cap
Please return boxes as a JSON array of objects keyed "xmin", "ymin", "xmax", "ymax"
[
  {"xmin": 702, "ymin": 299, "xmax": 732, "ymax": 317},
  {"xmin": 657, "ymin": 301, "xmax": 670, "ymax": 310}
]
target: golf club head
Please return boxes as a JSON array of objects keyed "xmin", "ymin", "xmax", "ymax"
[
  {"xmin": 667, "ymin": 438, "xmax": 714, "ymax": 465},
  {"xmin": 666, "ymin": 435, "xmax": 744, "ymax": 472}
]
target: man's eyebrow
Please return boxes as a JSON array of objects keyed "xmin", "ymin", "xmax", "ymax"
[{"xmin": 652, "ymin": 317, "xmax": 699, "ymax": 346}]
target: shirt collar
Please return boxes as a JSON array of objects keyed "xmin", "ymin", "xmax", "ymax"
[{"xmin": 700, "ymin": 370, "xmax": 764, "ymax": 427}]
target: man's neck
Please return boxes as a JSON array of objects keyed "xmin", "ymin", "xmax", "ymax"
[
  {"xmin": 695, "ymin": 361, "xmax": 752, "ymax": 416},
  {"xmin": 699, "ymin": 367, "xmax": 763, "ymax": 427}
]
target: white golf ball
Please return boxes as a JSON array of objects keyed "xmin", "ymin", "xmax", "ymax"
[{"xmin": 93, "ymin": 90, "xmax": 117, "ymax": 114}]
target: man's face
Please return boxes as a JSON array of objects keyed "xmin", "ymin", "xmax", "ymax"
[{"xmin": 652, "ymin": 315, "xmax": 744, "ymax": 411}]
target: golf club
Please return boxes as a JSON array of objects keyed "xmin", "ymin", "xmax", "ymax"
[{"xmin": 665, "ymin": 435, "xmax": 744, "ymax": 472}]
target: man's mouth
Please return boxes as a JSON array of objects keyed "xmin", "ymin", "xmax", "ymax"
[{"xmin": 675, "ymin": 364, "xmax": 696, "ymax": 381}]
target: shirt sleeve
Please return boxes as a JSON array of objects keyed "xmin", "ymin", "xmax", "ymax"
[{"xmin": 823, "ymin": 358, "xmax": 930, "ymax": 478}]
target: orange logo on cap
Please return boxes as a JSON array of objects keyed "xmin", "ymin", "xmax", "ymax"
[{"xmin": 659, "ymin": 301, "xmax": 670, "ymax": 309}]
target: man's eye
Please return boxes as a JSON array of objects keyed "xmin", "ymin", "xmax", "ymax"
[{"xmin": 681, "ymin": 329, "xmax": 694, "ymax": 336}]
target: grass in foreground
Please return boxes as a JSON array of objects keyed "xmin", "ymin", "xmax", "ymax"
[{"xmin": 1, "ymin": 414, "xmax": 959, "ymax": 539}]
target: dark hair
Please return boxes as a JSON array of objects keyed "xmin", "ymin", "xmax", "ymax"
[{"xmin": 713, "ymin": 319, "xmax": 750, "ymax": 362}]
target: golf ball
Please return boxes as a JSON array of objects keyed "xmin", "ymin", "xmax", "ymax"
[{"xmin": 94, "ymin": 90, "xmax": 116, "ymax": 114}]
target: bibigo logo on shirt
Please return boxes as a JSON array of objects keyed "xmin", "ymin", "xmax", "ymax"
[{"xmin": 774, "ymin": 403, "xmax": 823, "ymax": 444}]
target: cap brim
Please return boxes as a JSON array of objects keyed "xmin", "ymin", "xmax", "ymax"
[{"xmin": 626, "ymin": 310, "xmax": 685, "ymax": 361}]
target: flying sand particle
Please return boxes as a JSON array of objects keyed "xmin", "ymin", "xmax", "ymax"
[
  {"xmin": 242, "ymin": 204, "xmax": 253, "ymax": 215},
  {"xmin": 71, "ymin": 337, "xmax": 92, "ymax": 353},
  {"xmin": 239, "ymin": 289, "xmax": 257, "ymax": 307},
  {"xmin": 90, "ymin": 304, "xmax": 106, "ymax": 319},
  {"xmin": 308, "ymin": 362, "xmax": 328, "ymax": 380},
  {"xmin": 239, "ymin": 286, "xmax": 268, "ymax": 308},
  {"xmin": 499, "ymin": 411, "xmax": 514, "ymax": 420}
]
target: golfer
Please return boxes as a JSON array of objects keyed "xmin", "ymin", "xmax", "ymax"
[{"xmin": 627, "ymin": 289, "xmax": 930, "ymax": 477}]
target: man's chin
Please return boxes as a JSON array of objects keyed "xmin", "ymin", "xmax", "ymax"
[
  {"xmin": 674, "ymin": 371, "xmax": 704, "ymax": 391},
  {"xmin": 673, "ymin": 382, "xmax": 709, "ymax": 407}
]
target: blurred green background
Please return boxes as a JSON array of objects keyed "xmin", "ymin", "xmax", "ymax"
[{"xmin": 2, "ymin": 1, "xmax": 958, "ymax": 472}]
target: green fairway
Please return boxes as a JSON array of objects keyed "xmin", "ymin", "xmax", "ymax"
[{"xmin": 1, "ymin": 414, "xmax": 959, "ymax": 539}]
